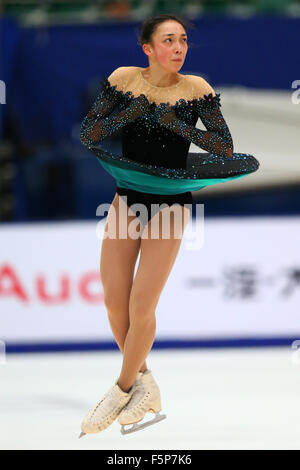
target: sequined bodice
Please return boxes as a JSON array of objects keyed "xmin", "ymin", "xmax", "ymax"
[{"xmin": 80, "ymin": 66, "xmax": 234, "ymax": 170}]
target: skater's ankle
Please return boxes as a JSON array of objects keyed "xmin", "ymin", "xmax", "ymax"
[{"xmin": 117, "ymin": 381, "xmax": 133, "ymax": 394}]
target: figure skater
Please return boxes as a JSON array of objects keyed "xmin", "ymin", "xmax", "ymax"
[{"xmin": 79, "ymin": 13, "xmax": 258, "ymax": 437}]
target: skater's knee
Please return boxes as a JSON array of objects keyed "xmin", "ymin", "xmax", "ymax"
[
  {"xmin": 103, "ymin": 288, "xmax": 129, "ymax": 315},
  {"xmin": 129, "ymin": 292, "xmax": 157, "ymax": 324}
]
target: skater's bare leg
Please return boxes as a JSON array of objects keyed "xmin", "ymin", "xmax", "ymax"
[
  {"xmin": 117, "ymin": 205, "xmax": 190, "ymax": 392},
  {"xmin": 100, "ymin": 193, "xmax": 148, "ymax": 373}
]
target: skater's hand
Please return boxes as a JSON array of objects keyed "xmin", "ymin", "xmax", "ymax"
[
  {"xmin": 153, "ymin": 103, "xmax": 176, "ymax": 127},
  {"xmin": 127, "ymin": 94, "xmax": 151, "ymax": 120}
]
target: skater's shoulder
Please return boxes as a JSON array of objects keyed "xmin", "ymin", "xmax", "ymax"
[
  {"xmin": 184, "ymin": 74, "xmax": 217, "ymax": 99},
  {"xmin": 107, "ymin": 66, "xmax": 138, "ymax": 92}
]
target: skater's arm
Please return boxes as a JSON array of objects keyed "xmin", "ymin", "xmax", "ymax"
[
  {"xmin": 154, "ymin": 77, "xmax": 234, "ymax": 158},
  {"xmin": 80, "ymin": 67, "xmax": 150, "ymax": 148}
]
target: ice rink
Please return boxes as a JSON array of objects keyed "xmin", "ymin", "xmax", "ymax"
[{"xmin": 1, "ymin": 346, "xmax": 299, "ymax": 450}]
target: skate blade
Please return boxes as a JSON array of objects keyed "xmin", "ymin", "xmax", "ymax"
[
  {"xmin": 120, "ymin": 412, "xmax": 167, "ymax": 435},
  {"xmin": 78, "ymin": 431, "xmax": 86, "ymax": 439}
]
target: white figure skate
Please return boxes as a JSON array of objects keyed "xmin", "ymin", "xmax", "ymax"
[
  {"xmin": 79, "ymin": 379, "xmax": 134, "ymax": 438},
  {"xmin": 118, "ymin": 369, "xmax": 167, "ymax": 435}
]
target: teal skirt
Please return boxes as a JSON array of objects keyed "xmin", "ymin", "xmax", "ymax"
[{"xmin": 90, "ymin": 147, "xmax": 259, "ymax": 195}]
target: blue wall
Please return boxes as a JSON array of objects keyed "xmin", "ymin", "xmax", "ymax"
[{"xmin": 0, "ymin": 17, "xmax": 21, "ymax": 139}]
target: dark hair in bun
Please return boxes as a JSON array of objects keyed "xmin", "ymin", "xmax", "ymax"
[{"xmin": 137, "ymin": 13, "xmax": 195, "ymax": 48}]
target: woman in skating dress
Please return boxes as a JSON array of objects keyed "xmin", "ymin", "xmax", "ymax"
[{"xmin": 79, "ymin": 14, "xmax": 259, "ymax": 437}]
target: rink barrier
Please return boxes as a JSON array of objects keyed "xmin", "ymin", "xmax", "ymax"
[{"xmin": 4, "ymin": 336, "xmax": 300, "ymax": 354}]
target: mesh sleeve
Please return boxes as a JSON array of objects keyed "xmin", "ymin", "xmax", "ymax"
[
  {"xmin": 158, "ymin": 92, "xmax": 234, "ymax": 159},
  {"xmin": 80, "ymin": 68, "xmax": 149, "ymax": 148}
]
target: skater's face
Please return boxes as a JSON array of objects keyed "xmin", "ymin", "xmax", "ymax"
[{"xmin": 143, "ymin": 20, "xmax": 188, "ymax": 71}]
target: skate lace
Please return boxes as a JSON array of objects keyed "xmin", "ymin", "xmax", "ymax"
[{"xmin": 90, "ymin": 386, "xmax": 124, "ymax": 420}]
